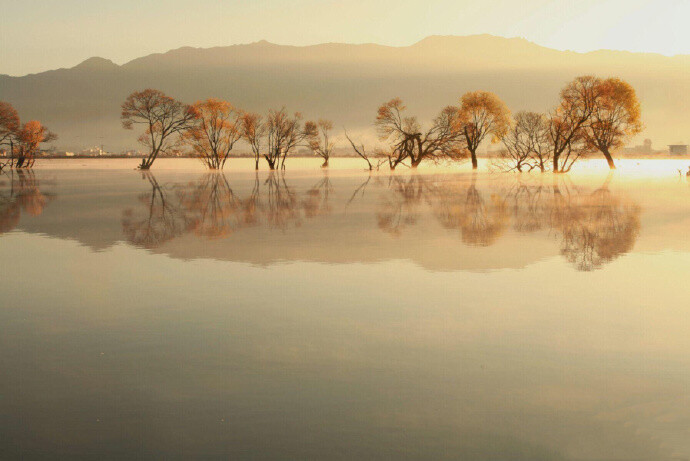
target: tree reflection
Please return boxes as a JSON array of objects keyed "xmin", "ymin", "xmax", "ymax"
[
  {"xmin": 177, "ymin": 173, "xmax": 243, "ymax": 238},
  {"xmin": 120, "ymin": 171, "xmax": 641, "ymax": 271},
  {"xmin": 375, "ymin": 173, "xmax": 639, "ymax": 270},
  {"xmin": 121, "ymin": 173, "xmax": 190, "ymax": 248},
  {"xmin": 550, "ymin": 181, "xmax": 640, "ymax": 271},
  {"xmin": 0, "ymin": 170, "xmax": 54, "ymax": 234},
  {"xmin": 122, "ymin": 171, "xmax": 334, "ymax": 247},
  {"xmin": 376, "ymin": 175, "xmax": 425, "ymax": 237},
  {"xmin": 302, "ymin": 174, "xmax": 332, "ymax": 218}
]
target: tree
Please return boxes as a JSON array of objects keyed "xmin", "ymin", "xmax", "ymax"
[
  {"xmin": 458, "ymin": 91, "xmax": 511, "ymax": 170},
  {"xmin": 307, "ymin": 119, "xmax": 335, "ymax": 168},
  {"xmin": 240, "ymin": 112, "xmax": 266, "ymax": 170},
  {"xmin": 584, "ymin": 78, "xmax": 643, "ymax": 169},
  {"xmin": 0, "ymin": 102, "xmax": 20, "ymax": 170},
  {"xmin": 12, "ymin": 121, "xmax": 57, "ymax": 168},
  {"xmin": 344, "ymin": 129, "xmax": 387, "ymax": 171},
  {"xmin": 547, "ymin": 76, "xmax": 603, "ymax": 173},
  {"xmin": 121, "ymin": 89, "xmax": 197, "ymax": 170},
  {"xmin": 264, "ymin": 108, "xmax": 316, "ymax": 170},
  {"xmin": 375, "ymin": 98, "xmax": 466, "ymax": 169},
  {"xmin": 496, "ymin": 111, "xmax": 551, "ymax": 172},
  {"xmin": 184, "ymin": 99, "xmax": 243, "ymax": 170},
  {"xmin": 0, "ymin": 102, "xmax": 20, "ymax": 149}
]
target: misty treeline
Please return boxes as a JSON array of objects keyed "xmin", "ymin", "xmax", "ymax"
[
  {"xmin": 0, "ymin": 102, "xmax": 57, "ymax": 170},
  {"xmin": 120, "ymin": 75, "xmax": 641, "ymax": 172}
]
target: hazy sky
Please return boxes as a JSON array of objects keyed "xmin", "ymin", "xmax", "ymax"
[{"xmin": 2, "ymin": 0, "xmax": 690, "ymax": 76}]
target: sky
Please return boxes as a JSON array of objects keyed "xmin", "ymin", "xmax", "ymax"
[{"xmin": 2, "ymin": 0, "xmax": 690, "ymax": 76}]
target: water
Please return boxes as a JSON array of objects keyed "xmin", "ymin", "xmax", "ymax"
[{"xmin": 1, "ymin": 160, "xmax": 689, "ymax": 460}]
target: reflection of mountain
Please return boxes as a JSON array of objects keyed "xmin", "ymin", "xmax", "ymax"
[
  {"xmin": 3, "ymin": 35, "xmax": 690, "ymax": 150},
  {"xmin": 0, "ymin": 170, "xmax": 55, "ymax": 234}
]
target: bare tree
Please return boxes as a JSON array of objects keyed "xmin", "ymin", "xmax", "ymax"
[
  {"xmin": 344, "ymin": 129, "xmax": 386, "ymax": 171},
  {"xmin": 458, "ymin": 91, "xmax": 511, "ymax": 170},
  {"xmin": 240, "ymin": 112, "xmax": 266, "ymax": 171},
  {"xmin": 495, "ymin": 111, "xmax": 551, "ymax": 172},
  {"xmin": 547, "ymin": 76, "xmax": 603, "ymax": 173},
  {"xmin": 306, "ymin": 119, "xmax": 335, "ymax": 168},
  {"xmin": 265, "ymin": 108, "xmax": 317, "ymax": 170},
  {"xmin": 375, "ymin": 98, "xmax": 466, "ymax": 169},
  {"xmin": 184, "ymin": 99, "xmax": 243, "ymax": 170},
  {"xmin": 121, "ymin": 89, "xmax": 197, "ymax": 170}
]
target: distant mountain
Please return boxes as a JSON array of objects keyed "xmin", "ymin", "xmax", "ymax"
[{"xmin": 1, "ymin": 35, "xmax": 689, "ymax": 152}]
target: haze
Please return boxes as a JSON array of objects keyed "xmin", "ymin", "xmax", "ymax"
[{"xmin": 3, "ymin": 0, "xmax": 690, "ymax": 76}]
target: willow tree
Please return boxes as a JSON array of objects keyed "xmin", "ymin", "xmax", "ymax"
[
  {"xmin": 584, "ymin": 78, "xmax": 643, "ymax": 169},
  {"xmin": 184, "ymin": 99, "xmax": 243, "ymax": 170},
  {"xmin": 12, "ymin": 121, "xmax": 57, "ymax": 168},
  {"xmin": 375, "ymin": 98, "xmax": 466, "ymax": 169},
  {"xmin": 307, "ymin": 119, "xmax": 335, "ymax": 168},
  {"xmin": 497, "ymin": 111, "xmax": 551, "ymax": 172},
  {"xmin": 458, "ymin": 91, "xmax": 511, "ymax": 170},
  {"xmin": 0, "ymin": 102, "xmax": 19, "ymax": 148},
  {"xmin": 240, "ymin": 112, "xmax": 266, "ymax": 170},
  {"xmin": 121, "ymin": 89, "xmax": 197, "ymax": 170},
  {"xmin": 547, "ymin": 76, "xmax": 603, "ymax": 173}
]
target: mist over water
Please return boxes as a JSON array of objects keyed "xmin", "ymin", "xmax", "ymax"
[{"xmin": 1, "ymin": 161, "xmax": 689, "ymax": 459}]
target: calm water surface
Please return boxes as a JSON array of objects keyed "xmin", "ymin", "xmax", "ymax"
[{"xmin": 1, "ymin": 160, "xmax": 689, "ymax": 460}]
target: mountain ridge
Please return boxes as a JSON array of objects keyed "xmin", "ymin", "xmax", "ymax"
[{"xmin": 1, "ymin": 34, "xmax": 688, "ymax": 151}]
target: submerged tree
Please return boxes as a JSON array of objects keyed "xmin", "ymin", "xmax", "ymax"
[
  {"xmin": 344, "ymin": 130, "xmax": 378, "ymax": 171},
  {"xmin": 375, "ymin": 98, "xmax": 466, "ymax": 169},
  {"xmin": 240, "ymin": 112, "xmax": 266, "ymax": 171},
  {"xmin": 307, "ymin": 119, "xmax": 335, "ymax": 168},
  {"xmin": 0, "ymin": 102, "xmax": 20, "ymax": 169},
  {"xmin": 495, "ymin": 111, "xmax": 552, "ymax": 173},
  {"xmin": 584, "ymin": 78, "xmax": 643, "ymax": 169},
  {"xmin": 458, "ymin": 91, "xmax": 511, "ymax": 170},
  {"xmin": 547, "ymin": 76, "xmax": 603, "ymax": 173},
  {"xmin": 184, "ymin": 99, "xmax": 243, "ymax": 170},
  {"xmin": 241, "ymin": 108, "xmax": 317, "ymax": 170},
  {"xmin": 11, "ymin": 121, "xmax": 57, "ymax": 168},
  {"xmin": 121, "ymin": 89, "xmax": 197, "ymax": 170}
]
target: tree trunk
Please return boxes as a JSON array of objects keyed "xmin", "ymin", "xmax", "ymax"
[
  {"xmin": 552, "ymin": 155, "xmax": 560, "ymax": 173},
  {"xmin": 321, "ymin": 159, "xmax": 329, "ymax": 168},
  {"xmin": 601, "ymin": 147, "xmax": 616, "ymax": 169},
  {"xmin": 470, "ymin": 149, "xmax": 478, "ymax": 170}
]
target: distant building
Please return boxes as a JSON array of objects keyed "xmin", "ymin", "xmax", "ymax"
[
  {"xmin": 622, "ymin": 138, "xmax": 655, "ymax": 155},
  {"xmin": 668, "ymin": 144, "xmax": 688, "ymax": 155}
]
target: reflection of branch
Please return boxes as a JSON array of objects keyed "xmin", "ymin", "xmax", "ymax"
[{"xmin": 346, "ymin": 174, "xmax": 373, "ymax": 209}]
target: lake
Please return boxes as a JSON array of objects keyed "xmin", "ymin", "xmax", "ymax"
[{"xmin": 1, "ymin": 159, "xmax": 689, "ymax": 460}]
